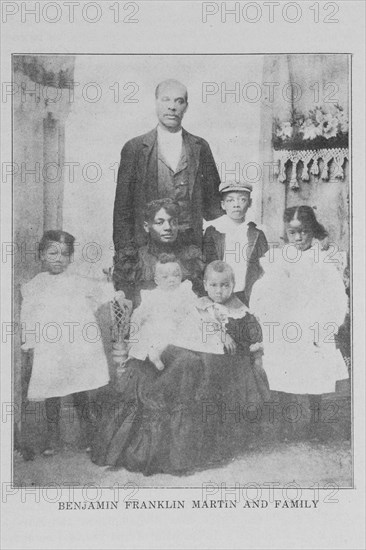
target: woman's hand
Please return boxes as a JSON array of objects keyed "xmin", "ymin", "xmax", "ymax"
[
  {"xmin": 224, "ymin": 333, "xmax": 237, "ymax": 355},
  {"xmin": 21, "ymin": 343, "xmax": 35, "ymax": 351},
  {"xmin": 253, "ymin": 353, "xmax": 263, "ymax": 370}
]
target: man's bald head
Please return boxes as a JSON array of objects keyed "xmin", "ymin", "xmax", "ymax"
[
  {"xmin": 155, "ymin": 79, "xmax": 188, "ymax": 102},
  {"xmin": 155, "ymin": 79, "xmax": 189, "ymax": 133}
]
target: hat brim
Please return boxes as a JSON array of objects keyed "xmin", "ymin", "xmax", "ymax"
[{"xmin": 219, "ymin": 186, "xmax": 252, "ymax": 194}]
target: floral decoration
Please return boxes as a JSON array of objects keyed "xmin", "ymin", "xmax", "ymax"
[{"xmin": 273, "ymin": 105, "xmax": 349, "ymax": 150}]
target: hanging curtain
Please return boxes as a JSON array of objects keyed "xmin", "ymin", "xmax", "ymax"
[{"xmin": 259, "ymin": 54, "xmax": 349, "ymax": 255}]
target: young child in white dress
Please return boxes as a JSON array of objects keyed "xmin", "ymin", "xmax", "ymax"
[
  {"xmin": 250, "ymin": 206, "xmax": 349, "ymax": 439},
  {"xmin": 21, "ymin": 230, "xmax": 121, "ymax": 455},
  {"xmin": 128, "ymin": 253, "xmax": 212, "ymax": 370}
]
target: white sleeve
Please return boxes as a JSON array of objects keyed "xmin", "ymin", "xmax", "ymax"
[
  {"xmin": 130, "ymin": 292, "xmax": 153, "ymax": 327},
  {"xmin": 84, "ymin": 279, "xmax": 116, "ymax": 304},
  {"xmin": 250, "ymin": 257, "xmax": 280, "ymax": 322},
  {"xmin": 311, "ymin": 261, "xmax": 348, "ymax": 328},
  {"xmin": 75, "ymin": 276, "xmax": 116, "ymax": 313}
]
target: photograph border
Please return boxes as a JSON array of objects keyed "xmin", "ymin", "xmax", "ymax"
[{"xmin": 10, "ymin": 51, "xmax": 354, "ymax": 490}]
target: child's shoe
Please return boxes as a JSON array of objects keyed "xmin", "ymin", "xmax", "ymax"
[
  {"xmin": 42, "ymin": 447, "xmax": 56, "ymax": 457},
  {"xmin": 42, "ymin": 425, "xmax": 61, "ymax": 456},
  {"xmin": 76, "ymin": 432, "xmax": 92, "ymax": 453},
  {"xmin": 42, "ymin": 439, "xmax": 61, "ymax": 457},
  {"xmin": 78, "ymin": 414, "xmax": 97, "ymax": 453}
]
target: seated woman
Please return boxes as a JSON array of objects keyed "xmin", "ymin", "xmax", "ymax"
[
  {"xmin": 91, "ymin": 261, "xmax": 270, "ymax": 476},
  {"xmin": 113, "ymin": 198, "xmax": 205, "ymax": 306}
]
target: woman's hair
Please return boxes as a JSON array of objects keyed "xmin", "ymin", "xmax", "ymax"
[
  {"xmin": 39, "ymin": 230, "xmax": 75, "ymax": 255},
  {"xmin": 144, "ymin": 198, "xmax": 180, "ymax": 223},
  {"xmin": 283, "ymin": 206, "xmax": 328, "ymax": 240},
  {"xmin": 203, "ymin": 260, "xmax": 235, "ymax": 285}
]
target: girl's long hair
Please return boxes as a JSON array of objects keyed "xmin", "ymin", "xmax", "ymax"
[{"xmin": 283, "ymin": 206, "xmax": 328, "ymax": 241}]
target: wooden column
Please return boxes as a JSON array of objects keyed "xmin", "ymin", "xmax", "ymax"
[{"xmin": 43, "ymin": 113, "xmax": 64, "ymax": 230}]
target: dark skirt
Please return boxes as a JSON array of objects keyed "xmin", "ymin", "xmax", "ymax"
[{"xmin": 91, "ymin": 346, "xmax": 270, "ymax": 476}]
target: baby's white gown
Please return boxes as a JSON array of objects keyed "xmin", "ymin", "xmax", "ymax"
[
  {"xmin": 250, "ymin": 244, "xmax": 349, "ymax": 395},
  {"xmin": 21, "ymin": 271, "xmax": 115, "ymax": 400},
  {"xmin": 129, "ymin": 280, "xmax": 223, "ymax": 360}
]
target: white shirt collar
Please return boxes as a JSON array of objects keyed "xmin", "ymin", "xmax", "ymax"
[
  {"xmin": 157, "ymin": 124, "xmax": 183, "ymax": 141},
  {"xmin": 204, "ymin": 214, "xmax": 264, "ymax": 233},
  {"xmin": 206, "ymin": 214, "xmax": 249, "ymax": 234}
]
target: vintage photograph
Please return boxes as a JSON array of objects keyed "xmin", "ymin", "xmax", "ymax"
[{"xmin": 12, "ymin": 53, "xmax": 351, "ymax": 488}]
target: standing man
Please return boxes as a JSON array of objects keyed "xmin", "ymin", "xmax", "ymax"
[{"xmin": 113, "ymin": 79, "xmax": 221, "ymax": 257}]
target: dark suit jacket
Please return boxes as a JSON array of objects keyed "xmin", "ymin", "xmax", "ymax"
[
  {"xmin": 113, "ymin": 128, "xmax": 221, "ymax": 250},
  {"xmin": 203, "ymin": 222, "xmax": 269, "ymax": 306}
]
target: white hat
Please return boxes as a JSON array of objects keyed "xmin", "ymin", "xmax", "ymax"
[{"xmin": 219, "ymin": 181, "xmax": 253, "ymax": 194}]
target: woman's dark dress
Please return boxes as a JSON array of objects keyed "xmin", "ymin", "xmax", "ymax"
[{"xmin": 91, "ymin": 312, "xmax": 270, "ymax": 476}]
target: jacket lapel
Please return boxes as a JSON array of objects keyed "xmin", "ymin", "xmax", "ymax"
[
  {"xmin": 218, "ymin": 231, "xmax": 226, "ymax": 260},
  {"xmin": 246, "ymin": 222, "xmax": 259, "ymax": 264},
  {"xmin": 182, "ymin": 129, "xmax": 201, "ymax": 198},
  {"xmin": 141, "ymin": 128, "xmax": 158, "ymax": 200}
]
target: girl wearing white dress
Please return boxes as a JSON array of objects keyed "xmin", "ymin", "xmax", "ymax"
[
  {"xmin": 250, "ymin": 206, "xmax": 349, "ymax": 440},
  {"xmin": 21, "ymin": 230, "xmax": 119, "ymax": 455}
]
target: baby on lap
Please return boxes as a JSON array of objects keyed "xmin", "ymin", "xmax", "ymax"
[{"xmin": 128, "ymin": 253, "xmax": 206, "ymax": 370}]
